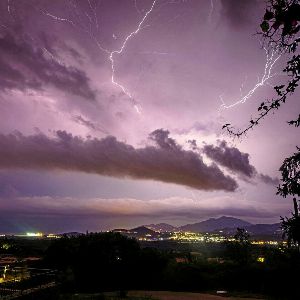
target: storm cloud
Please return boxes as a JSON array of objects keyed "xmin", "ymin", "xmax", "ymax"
[
  {"xmin": 203, "ymin": 140, "xmax": 256, "ymax": 177},
  {"xmin": 259, "ymin": 174, "xmax": 280, "ymax": 186},
  {"xmin": 221, "ymin": 0, "xmax": 258, "ymax": 28},
  {"xmin": 0, "ymin": 130, "xmax": 237, "ymax": 192},
  {"xmin": 203, "ymin": 140, "xmax": 279, "ymax": 185},
  {"xmin": 0, "ymin": 29, "xmax": 96, "ymax": 99}
]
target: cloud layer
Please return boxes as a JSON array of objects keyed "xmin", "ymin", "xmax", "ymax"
[
  {"xmin": 0, "ymin": 195, "xmax": 282, "ymax": 219},
  {"xmin": 203, "ymin": 140, "xmax": 279, "ymax": 185},
  {"xmin": 0, "ymin": 130, "xmax": 238, "ymax": 191},
  {"xmin": 0, "ymin": 193, "xmax": 286, "ymax": 233},
  {"xmin": 203, "ymin": 140, "xmax": 256, "ymax": 177},
  {"xmin": 0, "ymin": 29, "xmax": 95, "ymax": 99}
]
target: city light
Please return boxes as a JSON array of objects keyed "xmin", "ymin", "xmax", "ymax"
[
  {"xmin": 121, "ymin": 229, "xmax": 283, "ymax": 245},
  {"xmin": 257, "ymin": 257, "xmax": 265, "ymax": 263},
  {"xmin": 26, "ymin": 232, "xmax": 43, "ymax": 237},
  {"xmin": 46, "ymin": 234, "xmax": 60, "ymax": 239}
]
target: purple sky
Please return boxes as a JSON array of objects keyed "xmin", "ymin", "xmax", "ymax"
[{"xmin": 0, "ymin": 0, "xmax": 299, "ymax": 233}]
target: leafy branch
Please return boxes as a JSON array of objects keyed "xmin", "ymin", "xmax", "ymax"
[
  {"xmin": 223, "ymin": 0, "xmax": 300, "ymax": 137},
  {"xmin": 223, "ymin": 54, "xmax": 300, "ymax": 137},
  {"xmin": 277, "ymin": 147, "xmax": 300, "ymax": 197}
]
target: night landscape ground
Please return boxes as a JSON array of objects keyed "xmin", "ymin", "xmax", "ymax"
[{"xmin": 0, "ymin": 0, "xmax": 299, "ymax": 299}]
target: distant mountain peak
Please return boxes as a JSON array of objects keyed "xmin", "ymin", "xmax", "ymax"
[
  {"xmin": 112, "ymin": 216, "xmax": 279, "ymax": 236},
  {"xmin": 179, "ymin": 216, "xmax": 252, "ymax": 233},
  {"xmin": 144, "ymin": 223, "xmax": 177, "ymax": 232},
  {"xmin": 130, "ymin": 226, "xmax": 156, "ymax": 235}
]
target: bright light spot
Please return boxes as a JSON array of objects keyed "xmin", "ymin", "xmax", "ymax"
[
  {"xmin": 257, "ymin": 256, "xmax": 265, "ymax": 263},
  {"xmin": 26, "ymin": 232, "xmax": 43, "ymax": 237}
]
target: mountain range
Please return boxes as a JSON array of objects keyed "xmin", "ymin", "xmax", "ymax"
[
  {"xmin": 179, "ymin": 216, "xmax": 251, "ymax": 232},
  {"xmin": 143, "ymin": 216, "xmax": 281, "ymax": 236}
]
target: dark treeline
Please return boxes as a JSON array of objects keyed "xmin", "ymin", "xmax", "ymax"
[{"xmin": 36, "ymin": 232, "xmax": 300, "ymax": 299}]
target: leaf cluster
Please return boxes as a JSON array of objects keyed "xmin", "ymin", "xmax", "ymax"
[
  {"xmin": 222, "ymin": 0, "xmax": 300, "ymax": 250},
  {"xmin": 224, "ymin": 53, "xmax": 300, "ymax": 137},
  {"xmin": 277, "ymin": 147, "xmax": 300, "ymax": 197},
  {"xmin": 224, "ymin": 0, "xmax": 300, "ymax": 137},
  {"xmin": 281, "ymin": 200, "xmax": 300, "ymax": 247},
  {"xmin": 261, "ymin": 0, "xmax": 300, "ymax": 50}
]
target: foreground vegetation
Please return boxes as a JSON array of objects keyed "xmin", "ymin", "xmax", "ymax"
[{"xmin": 34, "ymin": 232, "xmax": 300, "ymax": 299}]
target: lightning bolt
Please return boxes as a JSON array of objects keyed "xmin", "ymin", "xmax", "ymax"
[
  {"xmin": 109, "ymin": 0, "xmax": 157, "ymax": 114},
  {"xmin": 219, "ymin": 47, "xmax": 282, "ymax": 110},
  {"xmin": 40, "ymin": 9, "xmax": 76, "ymax": 27},
  {"xmin": 39, "ymin": 0, "xmax": 157, "ymax": 115}
]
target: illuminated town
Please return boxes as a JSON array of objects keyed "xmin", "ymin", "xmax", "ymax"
[
  {"xmin": 0, "ymin": 225, "xmax": 292, "ymax": 299},
  {"xmin": 0, "ymin": 229, "xmax": 283, "ymax": 246}
]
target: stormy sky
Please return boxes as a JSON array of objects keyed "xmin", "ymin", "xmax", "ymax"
[{"xmin": 0, "ymin": 0, "xmax": 299, "ymax": 233}]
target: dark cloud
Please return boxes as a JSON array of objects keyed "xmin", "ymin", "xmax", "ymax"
[
  {"xmin": 203, "ymin": 140, "xmax": 279, "ymax": 186},
  {"xmin": 0, "ymin": 29, "xmax": 96, "ymax": 99},
  {"xmin": 0, "ymin": 130, "xmax": 238, "ymax": 192},
  {"xmin": 259, "ymin": 174, "xmax": 280, "ymax": 186},
  {"xmin": 187, "ymin": 139, "xmax": 198, "ymax": 150},
  {"xmin": 203, "ymin": 140, "xmax": 256, "ymax": 178},
  {"xmin": 149, "ymin": 129, "xmax": 178, "ymax": 151},
  {"xmin": 221, "ymin": 0, "xmax": 258, "ymax": 29},
  {"xmin": 72, "ymin": 115, "xmax": 108, "ymax": 134},
  {"xmin": 0, "ymin": 56, "xmax": 34, "ymax": 90}
]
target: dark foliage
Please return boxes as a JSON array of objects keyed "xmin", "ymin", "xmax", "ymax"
[
  {"xmin": 43, "ymin": 232, "xmax": 169, "ymax": 292},
  {"xmin": 3, "ymin": 233, "xmax": 300, "ymax": 299},
  {"xmin": 281, "ymin": 198, "xmax": 300, "ymax": 249},
  {"xmin": 223, "ymin": 0, "xmax": 300, "ymax": 252},
  {"xmin": 39, "ymin": 232, "xmax": 300, "ymax": 298},
  {"xmin": 224, "ymin": 228, "xmax": 252, "ymax": 265},
  {"xmin": 223, "ymin": 0, "xmax": 300, "ymax": 137},
  {"xmin": 277, "ymin": 149, "xmax": 300, "ymax": 198}
]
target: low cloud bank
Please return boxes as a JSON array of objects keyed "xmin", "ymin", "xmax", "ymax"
[
  {"xmin": 203, "ymin": 140, "xmax": 279, "ymax": 185},
  {"xmin": 203, "ymin": 140, "xmax": 256, "ymax": 177},
  {"xmin": 0, "ymin": 130, "xmax": 238, "ymax": 191}
]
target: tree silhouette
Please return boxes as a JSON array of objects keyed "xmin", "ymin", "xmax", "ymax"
[
  {"xmin": 223, "ymin": 0, "xmax": 300, "ymax": 248},
  {"xmin": 281, "ymin": 198, "xmax": 300, "ymax": 249},
  {"xmin": 225, "ymin": 228, "xmax": 252, "ymax": 265},
  {"xmin": 234, "ymin": 228, "xmax": 251, "ymax": 245}
]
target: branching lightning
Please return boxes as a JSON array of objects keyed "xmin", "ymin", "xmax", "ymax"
[
  {"xmin": 109, "ymin": 0, "xmax": 157, "ymax": 114},
  {"xmin": 219, "ymin": 47, "xmax": 282, "ymax": 110},
  {"xmin": 40, "ymin": 9, "xmax": 76, "ymax": 27},
  {"xmin": 39, "ymin": 0, "xmax": 158, "ymax": 114}
]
